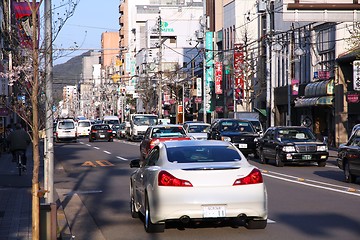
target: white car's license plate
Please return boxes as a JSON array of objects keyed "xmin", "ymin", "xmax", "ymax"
[
  {"xmin": 203, "ymin": 205, "xmax": 226, "ymax": 218},
  {"xmin": 238, "ymin": 144, "xmax": 247, "ymax": 148},
  {"xmin": 100, "ymin": 134, "xmax": 105, "ymax": 138}
]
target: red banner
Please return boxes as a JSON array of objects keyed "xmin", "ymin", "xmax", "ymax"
[
  {"xmin": 215, "ymin": 62, "xmax": 222, "ymax": 94},
  {"xmin": 234, "ymin": 44, "xmax": 244, "ymax": 100},
  {"xmin": 12, "ymin": 2, "xmax": 40, "ymax": 49}
]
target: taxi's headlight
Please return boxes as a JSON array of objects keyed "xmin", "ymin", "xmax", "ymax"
[
  {"xmin": 317, "ymin": 145, "xmax": 328, "ymax": 152},
  {"xmin": 283, "ymin": 146, "xmax": 296, "ymax": 152},
  {"xmin": 221, "ymin": 136, "xmax": 232, "ymax": 142}
]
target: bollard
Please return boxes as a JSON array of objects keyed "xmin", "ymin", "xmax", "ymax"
[{"xmin": 40, "ymin": 202, "xmax": 57, "ymax": 240}]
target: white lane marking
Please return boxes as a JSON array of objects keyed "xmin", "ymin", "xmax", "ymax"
[
  {"xmin": 267, "ymin": 219, "xmax": 276, "ymax": 223},
  {"xmin": 326, "ymin": 165, "xmax": 338, "ymax": 169},
  {"xmin": 93, "ymin": 147, "xmax": 100, "ymax": 150},
  {"xmin": 265, "ymin": 171, "xmax": 352, "ymax": 189},
  {"xmin": 263, "ymin": 173, "xmax": 360, "ymax": 197},
  {"xmin": 116, "ymin": 156, "xmax": 128, "ymax": 161},
  {"xmin": 86, "ymin": 144, "xmax": 91, "ymax": 147},
  {"xmin": 103, "ymin": 151, "xmax": 111, "ymax": 154},
  {"xmin": 64, "ymin": 190, "xmax": 103, "ymax": 196}
]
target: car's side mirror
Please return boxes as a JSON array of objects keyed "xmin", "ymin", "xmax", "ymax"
[
  {"xmin": 130, "ymin": 159, "xmax": 140, "ymax": 168},
  {"xmin": 323, "ymin": 136, "xmax": 328, "ymax": 145}
]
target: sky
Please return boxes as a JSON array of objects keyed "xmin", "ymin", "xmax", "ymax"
[{"xmin": 52, "ymin": 0, "xmax": 119, "ymax": 65}]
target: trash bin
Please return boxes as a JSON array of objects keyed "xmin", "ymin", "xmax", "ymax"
[{"xmin": 40, "ymin": 203, "xmax": 57, "ymax": 240}]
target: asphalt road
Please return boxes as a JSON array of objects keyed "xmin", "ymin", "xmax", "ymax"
[{"xmin": 54, "ymin": 138, "xmax": 360, "ymax": 240}]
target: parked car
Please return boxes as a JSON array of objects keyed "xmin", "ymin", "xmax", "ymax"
[
  {"xmin": 130, "ymin": 140, "xmax": 268, "ymax": 233},
  {"xmin": 207, "ymin": 118, "xmax": 259, "ymax": 156},
  {"xmin": 183, "ymin": 122, "xmax": 210, "ymax": 140},
  {"xmin": 76, "ymin": 119, "xmax": 92, "ymax": 137},
  {"xmin": 139, "ymin": 124, "xmax": 191, "ymax": 160},
  {"xmin": 337, "ymin": 127, "xmax": 360, "ymax": 183},
  {"xmin": 55, "ymin": 119, "xmax": 77, "ymax": 143},
  {"xmin": 116, "ymin": 122, "xmax": 127, "ymax": 139},
  {"xmin": 89, "ymin": 124, "xmax": 113, "ymax": 142},
  {"xmin": 257, "ymin": 126, "xmax": 328, "ymax": 167}
]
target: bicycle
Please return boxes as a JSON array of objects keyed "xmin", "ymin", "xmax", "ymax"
[{"xmin": 14, "ymin": 150, "xmax": 26, "ymax": 176}]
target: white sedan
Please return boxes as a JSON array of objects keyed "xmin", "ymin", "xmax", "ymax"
[{"xmin": 129, "ymin": 140, "xmax": 268, "ymax": 233}]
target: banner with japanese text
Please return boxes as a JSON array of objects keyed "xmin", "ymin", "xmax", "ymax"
[
  {"xmin": 234, "ymin": 44, "xmax": 244, "ymax": 101},
  {"xmin": 215, "ymin": 62, "xmax": 222, "ymax": 94}
]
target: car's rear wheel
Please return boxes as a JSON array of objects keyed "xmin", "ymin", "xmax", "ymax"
[
  {"xmin": 275, "ymin": 152, "xmax": 284, "ymax": 167},
  {"xmin": 317, "ymin": 161, "xmax": 326, "ymax": 167},
  {"xmin": 144, "ymin": 195, "xmax": 165, "ymax": 233},
  {"xmin": 245, "ymin": 219, "xmax": 267, "ymax": 229},
  {"xmin": 259, "ymin": 150, "xmax": 268, "ymax": 164},
  {"xmin": 344, "ymin": 161, "xmax": 356, "ymax": 183}
]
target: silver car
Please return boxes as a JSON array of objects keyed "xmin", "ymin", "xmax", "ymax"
[{"xmin": 183, "ymin": 122, "xmax": 210, "ymax": 140}]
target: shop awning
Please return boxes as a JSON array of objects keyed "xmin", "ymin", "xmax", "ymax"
[
  {"xmin": 254, "ymin": 107, "xmax": 267, "ymax": 117},
  {"xmin": 304, "ymin": 79, "xmax": 334, "ymax": 97},
  {"xmin": 294, "ymin": 96, "xmax": 334, "ymax": 108}
]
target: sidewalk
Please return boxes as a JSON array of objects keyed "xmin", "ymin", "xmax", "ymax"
[{"xmin": 0, "ymin": 151, "xmax": 33, "ymax": 240}]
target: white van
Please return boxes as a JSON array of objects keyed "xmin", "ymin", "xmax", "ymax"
[
  {"xmin": 77, "ymin": 119, "xmax": 92, "ymax": 137},
  {"xmin": 102, "ymin": 116, "xmax": 120, "ymax": 128},
  {"xmin": 55, "ymin": 119, "xmax": 77, "ymax": 142}
]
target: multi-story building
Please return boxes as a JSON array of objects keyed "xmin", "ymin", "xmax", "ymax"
[
  {"xmin": 78, "ymin": 51, "xmax": 101, "ymax": 119},
  {"xmin": 118, "ymin": 0, "xmax": 204, "ymax": 121},
  {"xmin": 116, "ymin": 0, "xmax": 360, "ymax": 146}
]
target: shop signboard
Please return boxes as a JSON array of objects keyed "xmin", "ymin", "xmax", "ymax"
[{"xmin": 353, "ymin": 60, "xmax": 360, "ymax": 91}]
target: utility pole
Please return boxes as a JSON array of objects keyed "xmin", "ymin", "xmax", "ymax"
[
  {"xmin": 265, "ymin": 0, "xmax": 273, "ymax": 127},
  {"xmin": 44, "ymin": 0, "xmax": 54, "ymax": 203},
  {"xmin": 157, "ymin": 13, "xmax": 162, "ymax": 118},
  {"xmin": 202, "ymin": 0, "xmax": 207, "ymax": 123}
]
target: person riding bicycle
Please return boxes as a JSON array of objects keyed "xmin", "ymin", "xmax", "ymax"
[{"xmin": 7, "ymin": 123, "xmax": 31, "ymax": 167}]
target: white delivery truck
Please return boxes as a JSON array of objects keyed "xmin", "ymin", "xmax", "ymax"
[{"xmin": 127, "ymin": 114, "xmax": 158, "ymax": 141}]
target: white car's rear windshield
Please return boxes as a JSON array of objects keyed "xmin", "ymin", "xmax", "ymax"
[
  {"xmin": 78, "ymin": 122, "xmax": 91, "ymax": 127},
  {"xmin": 166, "ymin": 146, "xmax": 242, "ymax": 163},
  {"xmin": 58, "ymin": 121, "xmax": 74, "ymax": 129}
]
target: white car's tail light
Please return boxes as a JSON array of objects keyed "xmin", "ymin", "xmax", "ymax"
[
  {"xmin": 158, "ymin": 171, "xmax": 193, "ymax": 187},
  {"xmin": 233, "ymin": 168, "xmax": 263, "ymax": 185}
]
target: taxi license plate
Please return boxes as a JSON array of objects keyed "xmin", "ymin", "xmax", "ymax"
[
  {"xmin": 302, "ymin": 154, "xmax": 312, "ymax": 160},
  {"xmin": 203, "ymin": 205, "xmax": 226, "ymax": 218},
  {"xmin": 238, "ymin": 144, "xmax": 247, "ymax": 148},
  {"xmin": 100, "ymin": 134, "xmax": 105, "ymax": 138}
]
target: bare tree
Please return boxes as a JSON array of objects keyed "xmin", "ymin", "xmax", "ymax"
[{"xmin": 1, "ymin": 1, "xmax": 79, "ymax": 239}]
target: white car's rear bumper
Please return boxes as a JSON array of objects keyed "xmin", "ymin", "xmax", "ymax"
[{"xmin": 148, "ymin": 184, "xmax": 267, "ymax": 223}]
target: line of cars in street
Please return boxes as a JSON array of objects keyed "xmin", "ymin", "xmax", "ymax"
[
  {"xmin": 55, "ymin": 115, "xmax": 359, "ymax": 233},
  {"xmin": 54, "ymin": 116, "xmax": 121, "ymax": 143}
]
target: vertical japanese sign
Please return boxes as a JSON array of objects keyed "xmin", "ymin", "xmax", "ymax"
[
  {"xmin": 215, "ymin": 62, "xmax": 223, "ymax": 94},
  {"xmin": 205, "ymin": 31, "xmax": 214, "ymax": 113},
  {"xmin": 353, "ymin": 60, "xmax": 360, "ymax": 91},
  {"xmin": 234, "ymin": 44, "xmax": 244, "ymax": 101}
]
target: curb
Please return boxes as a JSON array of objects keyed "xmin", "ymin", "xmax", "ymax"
[{"xmin": 56, "ymin": 190, "xmax": 73, "ymax": 240}]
